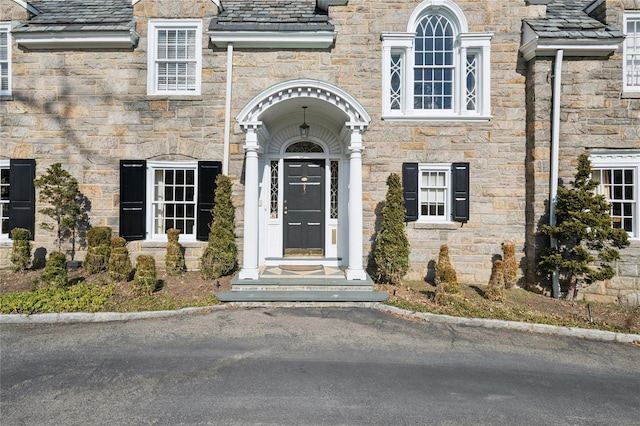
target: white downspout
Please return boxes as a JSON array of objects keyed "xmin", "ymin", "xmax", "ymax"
[
  {"xmin": 550, "ymin": 49, "xmax": 563, "ymax": 299},
  {"xmin": 223, "ymin": 43, "xmax": 233, "ymax": 175}
]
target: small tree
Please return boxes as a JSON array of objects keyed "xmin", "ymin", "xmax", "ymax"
[
  {"xmin": 502, "ymin": 242, "xmax": 518, "ymax": 289},
  {"xmin": 486, "ymin": 259, "xmax": 506, "ymax": 302},
  {"xmin": 84, "ymin": 227, "xmax": 112, "ymax": 274},
  {"xmin": 41, "ymin": 251, "xmax": 68, "ymax": 288},
  {"xmin": 33, "ymin": 163, "xmax": 89, "ymax": 259},
  {"xmin": 374, "ymin": 173, "xmax": 410, "ymax": 285},
  {"xmin": 10, "ymin": 228, "xmax": 32, "ymax": 272},
  {"xmin": 165, "ymin": 228, "xmax": 185, "ymax": 276},
  {"xmin": 133, "ymin": 255, "xmax": 157, "ymax": 295},
  {"xmin": 539, "ymin": 154, "xmax": 630, "ymax": 300},
  {"xmin": 434, "ymin": 244, "xmax": 462, "ymax": 303},
  {"xmin": 108, "ymin": 237, "xmax": 133, "ymax": 282},
  {"xmin": 200, "ymin": 174, "xmax": 237, "ymax": 280}
]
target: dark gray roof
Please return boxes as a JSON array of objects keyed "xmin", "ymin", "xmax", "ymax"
[
  {"xmin": 524, "ymin": 0, "xmax": 624, "ymax": 40},
  {"xmin": 13, "ymin": 0, "xmax": 133, "ymax": 33},
  {"xmin": 209, "ymin": 0, "xmax": 334, "ymax": 32}
]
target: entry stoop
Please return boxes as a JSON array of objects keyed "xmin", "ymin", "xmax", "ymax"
[{"xmin": 216, "ymin": 266, "xmax": 389, "ymax": 303}]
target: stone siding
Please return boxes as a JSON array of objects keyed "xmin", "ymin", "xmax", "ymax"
[{"xmin": 1, "ymin": 0, "xmax": 638, "ymax": 305}]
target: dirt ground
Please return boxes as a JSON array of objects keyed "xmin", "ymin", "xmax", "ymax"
[{"xmin": 1, "ymin": 267, "xmax": 638, "ymax": 334}]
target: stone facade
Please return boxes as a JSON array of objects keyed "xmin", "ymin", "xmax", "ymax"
[{"xmin": 1, "ymin": 0, "xmax": 638, "ymax": 304}]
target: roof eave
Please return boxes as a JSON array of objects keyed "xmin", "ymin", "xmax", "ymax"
[
  {"xmin": 317, "ymin": 0, "xmax": 348, "ymax": 12},
  {"xmin": 209, "ymin": 30, "xmax": 336, "ymax": 49},
  {"xmin": 14, "ymin": 30, "xmax": 140, "ymax": 50}
]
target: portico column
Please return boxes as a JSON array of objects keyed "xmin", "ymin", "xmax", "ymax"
[
  {"xmin": 238, "ymin": 126, "xmax": 260, "ymax": 280},
  {"xmin": 346, "ymin": 127, "xmax": 367, "ymax": 280}
]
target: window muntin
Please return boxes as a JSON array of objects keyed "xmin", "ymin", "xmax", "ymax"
[
  {"xmin": 414, "ymin": 14, "xmax": 454, "ymax": 111},
  {"xmin": 270, "ymin": 160, "xmax": 279, "ymax": 219},
  {"xmin": 330, "ymin": 160, "xmax": 339, "ymax": 219},
  {"xmin": 0, "ymin": 163, "xmax": 9, "ymax": 238},
  {"xmin": 593, "ymin": 168, "xmax": 636, "ymax": 236},
  {"xmin": 418, "ymin": 164, "xmax": 451, "ymax": 222},
  {"xmin": 149, "ymin": 163, "xmax": 197, "ymax": 240},
  {"xmin": 624, "ymin": 12, "xmax": 640, "ymax": 92},
  {"xmin": 0, "ymin": 23, "xmax": 11, "ymax": 96},
  {"xmin": 147, "ymin": 20, "xmax": 202, "ymax": 96}
]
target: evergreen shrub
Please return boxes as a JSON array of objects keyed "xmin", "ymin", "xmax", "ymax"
[
  {"xmin": 10, "ymin": 228, "xmax": 32, "ymax": 272},
  {"xmin": 165, "ymin": 228, "xmax": 185, "ymax": 276},
  {"xmin": 374, "ymin": 173, "xmax": 410, "ymax": 285},
  {"xmin": 84, "ymin": 227, "xmax": 112, "ymax": 274},
  {"xmin": 434, "ymin": 244, "xmax": 462, "ymax": 303},
  {"xmin": 502, "ymin": 242, "xmax": 518, "ymax": 289},
  {"xmin": 108, "ymin": 237, "xmax": 133, "ymax": 282},
  {"xmin": 200, "ymin": 174, "xmax": 237, "ymax": 279},
  {"xmin": 486, "ymin": 259, "xmax": 506, "ymax": 302},
  {"xmin": 41, "ymin": 251, "xmax": 68, "ymax": 288},
  {"xmin": 133, "ymin": 255, "xmax": 157, "ymax": 295}
]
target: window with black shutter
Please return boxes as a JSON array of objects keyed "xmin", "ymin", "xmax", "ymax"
[
  {"xmin": 451, "ymin": 162, "xmax": 470, "ymax": 223},
  {"xmin": 402, "ymin": 162, "xmax": 418, "ymax": 222}
]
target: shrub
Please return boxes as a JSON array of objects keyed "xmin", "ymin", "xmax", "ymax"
[
  {"xmin": 486, "ymin": 259, "xmax": 506, "ymax": 302},
  {"xmin": 374, "ymin": 173, "xmax": 410, "ymax": 284},
  {"xmin": 41, "ymin": 251, "xmax": 68, "ymax": 288},
  {"xmin": 84, "ymin": 227, "xmax": 112, "ymax": 274},
  {"xmin": 133, "ymin": 255, "xmax": 157, "ymax": 295},
  {"xmin": 502, "ymin": 242, "xmax": 518, "ymax": 289},
  {"xmin": 539, "ymin": 154, "xmax": 629, "ymax": 300},
  {"xmin": 0, "ymin": 283, "xmax": 115, "ymax": 314},
  {"xmin": 10, "ymin": 228, "xmax": 32, "ymax": 272},
  {"xmin": 434, "ymin": 244, "xmax": 462, "ymax": 303},
  {"xmin": 200, "ymin": 174, "xmax": 237, "ymax": 279},
  {"xmin": 108, "ymin": 237, "xmax": 133, "ymax": 282},
  {"xmin": 165, "ymin": 228, "xmax": 185, "ymax": 276}
]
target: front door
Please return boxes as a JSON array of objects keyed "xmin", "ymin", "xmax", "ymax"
[{"xmin": 283, "ymin": 159, "xmax": 325, "ymax": 256}]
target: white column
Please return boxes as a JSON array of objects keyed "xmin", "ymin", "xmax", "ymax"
[
  {"xmin": 238, "ymin": 127, "xmax": 260, "ymax": 280},
  {"xmin": 346, "ymin": 127, "xmax": 367, "ymax": 280}
]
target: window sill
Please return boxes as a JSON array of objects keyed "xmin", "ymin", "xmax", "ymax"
[
  {"xmin": 621, "ymin": 91, "xmax": 640, "ymax": 99},
  {"xmin": 0, "ymin": 95, "xmax": 12, "ymax": 101},
  {"xmin": 382, "ymin": 113, "xmax": 491, "ymax": 122},
  {"xmin": 410, "ymin": 222, "xmax": 459, "ymax": 230},
  {"xmin": 138, "ymin": 240, "xmax": 204, "ymax": 248},
  {"xmin": 145, "ymin": 95, "xmax": 203, "ymax": 101}
]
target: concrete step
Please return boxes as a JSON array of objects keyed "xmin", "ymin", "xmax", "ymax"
[{"xmin": 216, "ymin": 290, "xmax": 389, "ymax": 302}]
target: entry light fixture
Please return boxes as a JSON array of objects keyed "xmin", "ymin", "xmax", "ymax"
[{"xmin": 299, "ymin": 106, "xmax": 310, "ymax": 138}]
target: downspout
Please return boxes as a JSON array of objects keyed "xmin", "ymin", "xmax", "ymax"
[
  {"xmin": 549, "ymin": 49, "xmax": 563, "ymax": 299},
  {"xmin": 223, "ymin": 43, "xmax": 233, "ymax": 175}
]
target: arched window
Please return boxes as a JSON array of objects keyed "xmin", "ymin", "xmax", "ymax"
[{"xmin": 382, "ymin": 0, "xmax": 492, "ymax": 120}]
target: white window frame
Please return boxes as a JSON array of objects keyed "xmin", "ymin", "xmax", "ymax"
[
  {"xmin": 147, "ymin": 19, "xmax": 202, "ymax": 96},
  {"xmin": 0, "ymin": 22, "xmax": 11, "ymax": 97},
  {"xmin": 146, "ymin": 161, "xmax": 198, "ymax": 242},
  {"xmin": 0, "ymin": 160, "xmax": 9, "ymax": 240},
  {"xmin": 381, "ymin": 0, "xmax": 492, "ymax": 121},
  {"xmin": 418, "ymin": 163, "xmax": 453, "ymax": 223},
  {"xmin": 591, "ymin": 152, "xmax": 640, "ymax": 239},
  {"xmin": 623, "ymin": 12, "xmax": 640, "ymax": 93}
]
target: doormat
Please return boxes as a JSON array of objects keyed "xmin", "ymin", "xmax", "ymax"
[{"xmin": 278, "ymin": 265, "xmax": 323, "ymax": 272}]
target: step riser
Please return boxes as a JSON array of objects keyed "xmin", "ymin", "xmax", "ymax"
[{"xmin": 232, "ymin": 285, "xmax": 374, "ymax": 292}]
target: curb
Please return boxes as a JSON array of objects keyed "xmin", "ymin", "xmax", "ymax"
[
  {"xmin": 2, "ymin": 303, "xmax": 639, "ymax": 344},
  {"xmin": 374, "ymin": 304, "xmax": 640, "ymax": 344}
]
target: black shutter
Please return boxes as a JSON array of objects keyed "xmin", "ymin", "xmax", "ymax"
[
  {"xmin": 452, "ymin": 162, "xmax": 470, "ymax": 223},
  {"xmin": 402, "ymin": 162, "xmax": 418, "ymax": 222},
  {"xmin": 8, "ymin": 159, "xmax": 36, "ymax": 239},
  {"xmin": 119, "ymin": 160, "xmax": 146, "ymax": 241},
  {"xmin": 197, "ymin": 161, "xmax": 222, "ymax": 241}
]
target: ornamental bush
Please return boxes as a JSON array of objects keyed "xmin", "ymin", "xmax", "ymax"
[
  {"xmin": 84, "ymin": 227, "xmax": 112, "ymax": 274},
  {"xmin": 486, "ymin": 259, "xmax": 506, "ymax": 302},
  {"xmin": 165, "ymin": 228, "xmax": 185, "ymax": 276},
  {"xmin": 200, "ymin": 174, "xmax": 237, "ymax": 279},
  {"xmin": 133, "ymin": 255, "xmax": 157, "ymax": 295},
  {"xmin": 374, "ymin": 173, "xmax": 410, "ymax": 285},
  {"xmin": 41, "ymin": 251, "xmax": 68, "ymax": 288},
  {"xmin": 434, "ymin": 244, "xmax": 462, "ymax": 303},
  {"xmin": 108, "ymin": 237, "xmax": 133, "ymax": 282},
  {"xmin": 502, "ymin": 242, "xmax": 518, "ymax": 289},
  {"xmin": 10, "ymin": 228, "xmax": 32, "ymax": 272}
]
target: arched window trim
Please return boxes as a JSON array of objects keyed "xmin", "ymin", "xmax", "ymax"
[{"xmin": 382, "ymin": 0, "xmax": 492, "ymax": 122}]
